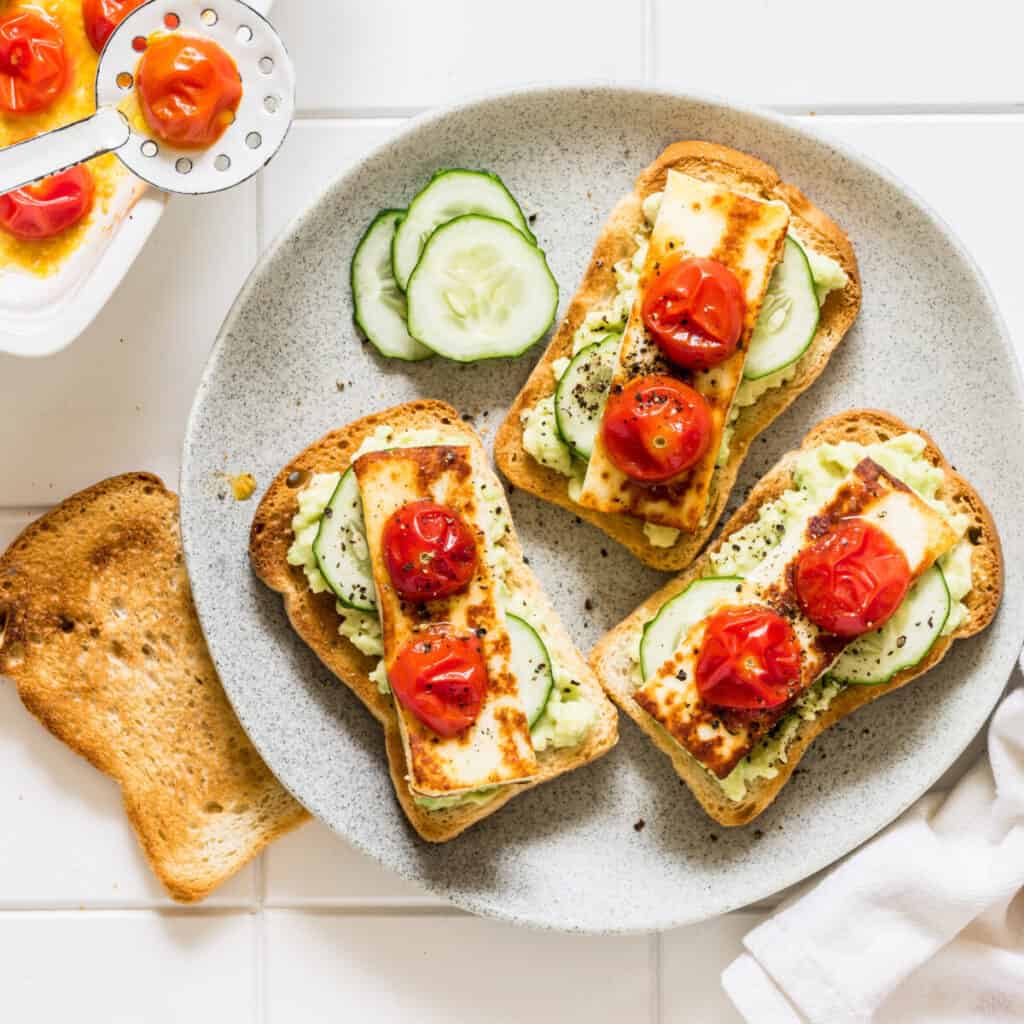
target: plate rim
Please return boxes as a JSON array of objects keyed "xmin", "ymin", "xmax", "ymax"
[{"xmin": 181, "ymin": 82, "xmax": 1024, "ymax": 934}]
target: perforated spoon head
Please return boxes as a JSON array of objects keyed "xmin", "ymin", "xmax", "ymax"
[{"xmin": 96, "ymin": 0, "xmax": 295, "ymax": 194}]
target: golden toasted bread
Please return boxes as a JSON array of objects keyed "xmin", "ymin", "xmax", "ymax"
[
  {"xmin": 249, "ymin": 400, "xmax": 618, "ymax": 843},
  {"xmin": 0, "ymin": 474, "xmax": 308, "ymax": 901},
  {"xmin": 590, "ymin": 410, "xmax": 1002, "ymax": 826},
  {"xmin": 495, "ymin": 140, "xmax": 862, "ymax": 570}
]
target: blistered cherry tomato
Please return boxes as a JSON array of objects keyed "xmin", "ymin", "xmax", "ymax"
[
  {"xmin": 794, "ymin": 518, "xmax": 911, "ymax": 637},
  {"xmin": 601, "ymin": 374, "xmax": 712, "ymax": 483},
  {"xmin": 136, "ymin": 34, "xmax": 242, "ymax": 148},
  {"xmin": 383, "ymin": 500, "xmax": 478, "ymax": 602},
  {"xmin": 82, "ymin": 0, "xmax": 146, "ymax": 53},
  {"xmin": 0, "ymin": 165, "xmax": 95, "ymax": 240},
  {"xmin": 695, "ymin": 605, "xmax": 803, "ymax": 711},
  {"xmin": 388, "ymin": 626, "xmax": 488, "ymax": 737},
  {"xmin": 0, "ymin": 8, "xmax": 68, "ymax": 115},
  {"xmin": 642, "ymin": 256, "xmax": 746, "ymax": 371}
]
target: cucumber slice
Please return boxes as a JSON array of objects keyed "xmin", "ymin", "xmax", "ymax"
[
  {"xmin": 829, "ymin": 565, "xmax": 950, "ymax": 685},
  {"xmin": 391, "ymin": 169, "xmax": 535, "ymax": 291},
  {"xmin": 744, "ymin": 236, "xmax": 820, "ymax": 380},
  {"xmin": 507, "ymin": 613, "xmax": 554, "ymax": 727},
  {"xmin": 351, "ymin": 210, "xmax": 432, "ymax": 362},
  {"xmin": 640, "ymin": 576, "xmax": 744, "ymax": 681},
  {"xmin": 312, "ymin": 468, "xmax": 377, "ymax": 612},
  {"xmin": 554, "ymin": 334, "xmax": 620, "ymax": 459},
  {"xmin": 406, "ymin": 214, "xmax": 558, "ymax": 362}
]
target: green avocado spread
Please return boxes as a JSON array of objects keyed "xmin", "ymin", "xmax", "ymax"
[
  {"xmin": 633, "ymin": 433, "xmax": 974, "ymax": 801},
  {"xmin": 286, "ymin": 426, "xmax": 595, "ymax": 811},
  {"xmin": 520, "ymin": 193, "xmax": 849, "ymax": 545}
]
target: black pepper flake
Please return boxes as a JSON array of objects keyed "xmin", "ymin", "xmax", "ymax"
[
  {"xmin": 584, "ymin": 598, "xmax": 594, "ymax": 611},
  {"xmin": 528, "ymin": 213, "xmax": 538, "ymax": 225},
  {"xmin": 633, "ymin": 819, "xmax": 646, "ymax": 832},
  {"xmin": 967, "ymin": 525, "xmax": 982, "ymax": 545},
  {"xmin": 600, "ymin": 548, "xmax": 608, "ymax": 558}
]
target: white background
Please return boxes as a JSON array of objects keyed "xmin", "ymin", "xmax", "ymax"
[{"xmin": 1, "ymin": 1, "xmax": 1022, "ymax": 1020}]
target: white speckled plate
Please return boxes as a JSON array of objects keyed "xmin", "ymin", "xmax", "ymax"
[{"xmin": 181, "ymin": 86, "xmax": 1023, "ymax": 934}]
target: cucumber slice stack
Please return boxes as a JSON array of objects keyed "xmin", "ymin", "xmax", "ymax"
[
  {"xmin": 351, "ymin": 169, "xmax": 556, "ymax": 362},
  {"xmin": 312, "ymin": 468, "xmax": 378, "ymax": 612}
]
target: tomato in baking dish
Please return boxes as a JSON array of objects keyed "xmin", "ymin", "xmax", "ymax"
[
  {"xmin": 695, "ymin": 605, "xmax": 803, "ymax": 711},
  {"xmin": 794, "ymin": 517, "xmax": 912, "ymax": 637},
  {"xmin": 135, "ymin": 33, "xmax": 242, "ymax": 148},
  {"xmin": 0, "ymin": 7, "xmax": 68, "ymax": 115},
  {"xmin": 0, "ymin": 164, "xmax": 95, "ymax": 239},
  {"xmin": 388, "ymin": 626, "xmax": 488, "ymax": 737},
  {"xmin": 642, "ymin": 256, "xmax": 746, "ymax": 371},
  {"xmin": 383, "ymin": 500, "xmax": 478, "ymax": 603},
  {"xmin": 81, "ymin": 0, "xmax": 145, "ymax": 52},
  {"xmin": 602, "ymin": 374, "xmax": 712, "ymax": 483}
]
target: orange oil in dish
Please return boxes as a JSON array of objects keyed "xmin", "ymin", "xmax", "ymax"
[{"xmin": 0, "ymin": 0, "xmax": 125, "ymax": 276}]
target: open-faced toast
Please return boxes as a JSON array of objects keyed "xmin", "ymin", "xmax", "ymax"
[
  {"xmin": 250, "ymin": 400, "xmax": 618, "ymax": 842},
  {"xmin": 590, "ymin": 410, "xmax": 1002, "ymax": 826},
  {"xmin": 496, "ymin": 140, "xmax": 862, "ymax": 570},
  {"xmin": 0, "ymin": 474, "xmax": 308, "ymax": 901}
]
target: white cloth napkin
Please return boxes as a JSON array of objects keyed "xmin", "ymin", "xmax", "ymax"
[{"xmin": 722, "ymin": 672, "xmax": 1024, "ymax": 1023}]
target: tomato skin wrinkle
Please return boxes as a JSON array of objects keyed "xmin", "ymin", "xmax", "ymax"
[
  {"xmin": 0, "ymin": 165, "xmax": 95, "ymax": 240},
  {"xmin": 389, "ymin": 627, "xmax": 488, "ymax": 738},
  {"xmin": 602, "ymin": 374, "xmax": 712, "ymax": 483},
  {"xmin": 695, "ymin": 605, "xmax": 802, "ymax": 711},
  {"xmin": 794, "ymin": 517, "xmax": 912, "ymax": 637},
  {"xmin": 383, "ymin": 500, "xmax": 478, "ymax": 602},
  {"xmin": 136, "ymin": 34, "xmax": 242, "ymax": 148},
  {"xmin": 82, "ymin": 0, "xmax": 146, "ymax": 54},
  {"xmin": 642, "ymin": 256, "xmax": 746, "ymax": 371},
  {"xmin": 0, "ymin": 9, "xmax": 68, "ymax": 115}
]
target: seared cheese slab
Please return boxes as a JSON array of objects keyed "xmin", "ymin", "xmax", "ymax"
[
  {"xmin": 633, "ymin": 459, "xmax": 959, "ymax": 777},
  {"xmin": 578, "ymin": 170, "xmax": 790, "ymax": 531},
  {"xmin": 354, "ymin": 445, "xmax": 538, "ymax": 797}
]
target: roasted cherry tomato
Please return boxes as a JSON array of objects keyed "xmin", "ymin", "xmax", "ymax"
[
  {"xmin": 0, "ymin": 165, "xmax": 95, "ymax": 240},
  {"xmin": 642, "ymin": 256, "xmax": 746, "ymax": 371},
  {"xmin": 695, "ymin": 605, "xmax": 803, "ymax": 711},
  {"xmin": 793, "ymin": 517, "xmax": 911, "ymax": 637},
  {"xmin": 136, "ymin": 34, "xmax": 242, "ymax": 148},
  {"xmin": 388, "ymin": 626, "xmax": 488, "ymax": 737},
  {"xmin": 82, "ymin": 0, "xmax": 146, "ymax": 53},
  {"xmin": 602, "ymin": 374, "xmax": 712, "ymax": 483},
  {"xmin": 0, "ymin": 8, "xmax": 68, "ymax": 115},
  {"xmin": 383, "ymin": 500, "xmax": 478, "ymax": 602}
]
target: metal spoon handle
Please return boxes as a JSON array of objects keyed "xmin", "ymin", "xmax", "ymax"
[{"xmin": 0, "ymin": 107, "xmax": 130, "ymax": 194}]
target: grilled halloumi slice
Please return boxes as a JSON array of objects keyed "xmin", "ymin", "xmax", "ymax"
[
  {"xmin": 355, "ymin": 445, "xmax": 538, "ymax": 797},
  {"xmin": 633, "ymin": 458, "xmax": 959, "ymax": 777},
  {"xmin": 578, "ymin": 170, "xmax": 790, "ymax": 531}
]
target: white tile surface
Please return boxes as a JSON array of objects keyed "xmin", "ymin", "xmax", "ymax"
[
  {"xmin": 653, "ymin": 1, "xmax": 1024, "ymax": 110},
  {"xmin": 661, "ymin": 913, "xmax": 767, "ymax": 1024},
  {"xmin": 262, "ymin": 120, "xmax": 404, "ymax": 243},
  {"xmin": 0, "ymin": 911, "xmax": 256, "ymax": 1023},
  {"xmin": 0, "ymin": 181, "xmax": 260, "ymax": 507},
  {"xmin": 263, "ymin": 819, "xmax": 440, "ymax": 905},
  {"xmin": 264, "ymin": 911, "xmax": 654, "ymax": 1023},
  {"xmin": 2, "ymin": 9, "xmax": 1021, "ymax": 1019},
  {"xmin": 276, "ymin": 0, "xmax": 647, "ymax": 113}
]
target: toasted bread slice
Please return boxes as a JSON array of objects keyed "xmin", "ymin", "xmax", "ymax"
[
  {"xmin": 0, "ymin": 474, "xmax": 308, "ymax": 901},
  {"xmin": 590, "ymin": 410, "xmax": 1002, "ymax": 826},
  {"xmin": 495, "ymin": 140, "xmax": 862, "ymax": 570},
  {"xmin": 249, "ymin": 400, "xmax": 618, "ymax": 843}
]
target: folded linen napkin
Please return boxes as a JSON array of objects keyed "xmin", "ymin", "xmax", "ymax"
[{"xmin": 722, "ymin": 672, "xmax": 1024, "ymax": 1023}]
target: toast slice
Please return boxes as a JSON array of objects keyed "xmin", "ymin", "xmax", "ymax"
[
  {"xmin": 590, "ymin": 410, "xmax": 1002, "ymax": 826},
  {"xmin": 249, "ymin": 399, "xmax": 618, "ymax": 843},
  {"xmin": 495, "ymin": 140, "xmax": 862, "ymax": 570},
  {"xmin": 0, "ymin": 474, "xmax": 308, "ymax": 901}
]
